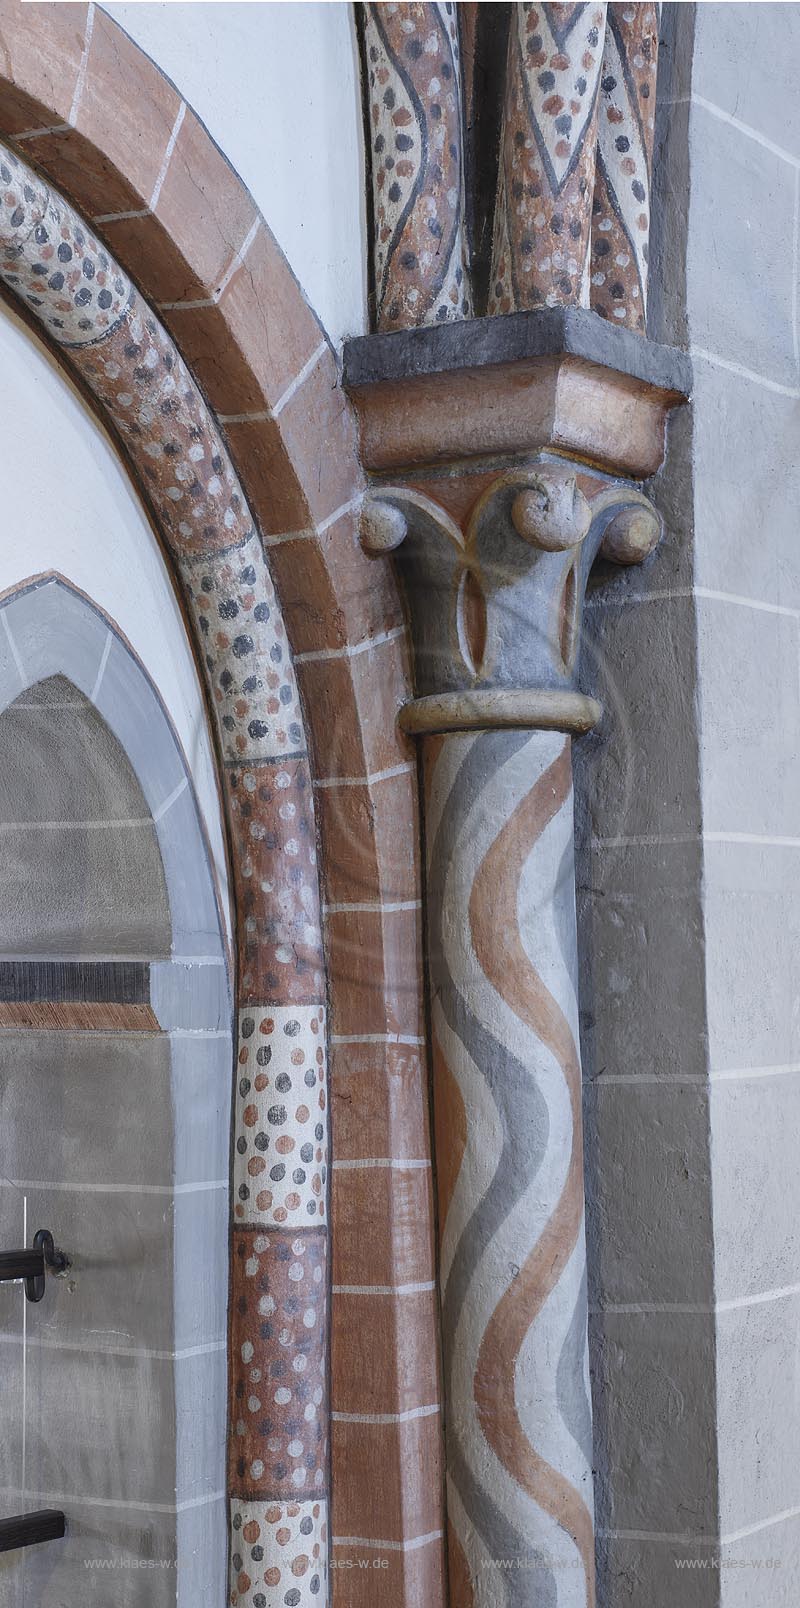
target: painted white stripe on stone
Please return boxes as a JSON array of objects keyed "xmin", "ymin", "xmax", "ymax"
[
  {"xmin": 1, "ymin": 610, "xmax": 26, "ymax": 685},
  {"xmin": 710, "ymin": 1061, "xmax": 800, "ymax": 1082},
  {"xmin": 0, "ymin": 1332, "xmax": 226, "ymax": 1362},
  {"xmin": 17, "ymin": 1489, "xmax": 226, "ymax": 1516},
  {"xmin": 598, "ymin": 1527, "xmax": 717, "ymax": 1545},
  {"xmin": 2, "ymin": 1178, "xmax": 227, "ymax": 1196},
  {"xmin": 294, "ymin": 624, "xmax": 406, "ymax": 665},
  {"xmin": 158, "ymin": 216, "xmax": 262, "ymax": 311},
  {"xmin": 150, "ymin": 101, "xmax": 186, "ymax": 209},
  {"xmin": 692, "ymin": 345, "xmax": 800, "ymax": 399},
  {"xmin": 331, "ymin": 1404, "xmax": 439, "ymax": 1425},
  {"xmin": 272, "ymin": 340, "xmax": 328, "ymax": 417},
  {"xmin": 323, "ymin": 899, "xmax": 421, "ymax": 915},
  {"xmin": 332, "ymin": 1281, "xmax": 436, "ymax": 1296},
  {"xmin": 168, "ymin": 1028, "xmax": 232, "ymax": 1041},
  {"xmin": 596, "ymin": 1281, "xmax": 800, "ymax": 1315},
  {"xmin": 316, "ymin": 493, "xmax": 364, "ymax": 534},
  {"xmin": 313, "ymin": 761, "xmax": 415, "ymax": 789},
  {"xmin": 0, "ymin": 818, "xmax": 154, "ymax": 831},
  {"xmin": 330, "ymin": 1033, "xmax": 425, "ymax": 1047},
  {"xmin": 90, "ymin": 629, "xmax": 113, "ymax": 702},
  {"xmin": 589, "ymin": 584, "xmax": 800, "ymax": 619},
  {"xmin": 93, "ymin": 207, "xmax": 150, "ymax": 224},
  {"xmin": 14, "ymin": 123, "xmax": 70, "ymax": 141},
  {"xmin": 153, "ymin": 775, "xmax": 189, "ymax": 821},
  {"xmin": 332, "ymin": 1530, "xmax": 443, "ymax": 1552},
  {"xmin": 692, "ymin": 92, "xmax": 800, "ymax": 171},
  {"xmin": 68, "ymin": 2, "xmax": 95, "ymax": 125},
  {"xmin": 332, "ymin": 1158, "xmax": 430, "ymax": 1171}
]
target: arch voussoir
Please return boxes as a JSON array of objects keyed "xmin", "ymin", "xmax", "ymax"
[{"xmin": 0, "ymin": 5, "xmax": 445, "ymax": 1601}]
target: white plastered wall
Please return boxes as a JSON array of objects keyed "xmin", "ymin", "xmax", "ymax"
[
  {"xmin": 104, "ymin": 0, "xmax": 368, "ymax": 348},
  {"xmin": 0, "ymin": 299, "xmax": 232, "ymax": 942}
]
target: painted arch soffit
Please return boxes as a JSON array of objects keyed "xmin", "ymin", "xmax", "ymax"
[
  {"xmin": 0, "ymin": 136, "xmax": 333, "ymax": 1585},
  {"xmin": 0, "ymin": 139, "xmax": 325, "ymax": 1007}
]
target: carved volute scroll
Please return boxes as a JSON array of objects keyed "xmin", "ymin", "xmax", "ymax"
[{"xmin": 360, "ymin": 463, "xmax": 661, "ymax": 732}]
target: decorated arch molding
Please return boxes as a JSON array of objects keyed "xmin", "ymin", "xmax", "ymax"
[{"xmin": 0, "ymin": 4, "xmax": 443, "ymax": 1607}]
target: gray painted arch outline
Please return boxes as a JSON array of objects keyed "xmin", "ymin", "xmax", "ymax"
[
  {"xmin": 0, "ymin": 572, "xmax": 232, "ymax": 1034},
  {"xmin": 0, "ymin": 571, "xmax": 235, "ymax": 1602}
]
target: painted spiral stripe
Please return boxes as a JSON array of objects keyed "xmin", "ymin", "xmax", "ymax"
[
  {"xmin": 590, "ymin": 2, "xmax": 659, "ymax": 331},
  {"xmin": 425, "ymin": 728, "xmax": 594, "ymax": 1607},
  {"xmin": 360, "ymin": 1, "xmax": 472, "ymax": 330}
]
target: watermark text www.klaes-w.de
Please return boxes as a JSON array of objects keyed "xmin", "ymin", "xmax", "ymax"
[
  {"xmin": 84, "ymin": 1558, "xmax": 177, "ymax": 1570},
  {"xmin": 675, "ymin": 1557, "xmax": 782, "ymax": 1571}
]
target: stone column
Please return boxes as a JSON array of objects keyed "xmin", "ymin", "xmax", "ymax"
[
  {"xmin": 590, "ymin": 3, "xmax": 659, "ymax": 331},
  {"xmin": 489, "ymin": 3, "xmax": 608, "ymax": 313},
  {"xmin": 364, "ymin": 466, "xmax": 659, "ymax": 1606},
  {"xmin": 359, "ymin": 1, "xmax": 472, "ymax": 329},
  {"xmin": 345, "ymin": 311, "xmax": 689, "ymax": 1608}
]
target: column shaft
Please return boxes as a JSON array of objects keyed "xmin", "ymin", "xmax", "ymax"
[
  {"xmin": 423, "ymin": 726, "xmax": 595, "ymax": 1607},
  {"xmin": 489, "ymin": 4, "xmax": 608, "ymax": 313},
  {"xmin": 360, "ymin": 1, "xmax": 472, "ymax": 330}
]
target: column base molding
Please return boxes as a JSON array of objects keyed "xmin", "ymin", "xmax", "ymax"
[{"xmin": 399, "ymin": 688, "xmax": 602, "ymax": 736}]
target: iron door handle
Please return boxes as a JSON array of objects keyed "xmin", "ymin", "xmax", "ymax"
[
  {"xmin": 0, "ymin": 1510, "xmax": 66, "ymax": 1552},
  {"xmin": 0, "ymin": 1229, "xmax": 68, "ymax": 1302}
]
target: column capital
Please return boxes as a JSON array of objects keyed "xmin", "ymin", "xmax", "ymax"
[{"xmin": 344, "ymin": 311, "xmax": 690, "ymax": 736}]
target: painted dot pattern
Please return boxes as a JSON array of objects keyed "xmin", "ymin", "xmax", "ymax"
[
  {"xmin": 182, "ymin": 535, "xmax": 303, "ymax": 763},
  {"xmin": 229, "ymin": 1228, "xmax": 328, "ymax": 1498},
  {"xmin": 0, "ymin": 142, "xmax": 330, "ymax": 1599},
  {"xmin": 234, "ymin": 1007, "xmax": 328, "ymax": 1226},
  {"xmin": 228, "ymin": 761, "xmax": 323, "ymax": 1004},
  {"xmin": 0, "ymin": 149, "xmax": 131, "ymax": 344},
  {"xmin": 229, "ymin": 1499, "xmax": 328, "ymax": 1608},
  {"xmin": 489, "ymin": 3, "xmax": 607, "ymax": 313},
  {"xmin": 590, "ymin": 2, "xmax": 658, "ymax": 332},
  {"xmin": 362, "ymin": 1, "xmax": 472, "ymax": 330}
]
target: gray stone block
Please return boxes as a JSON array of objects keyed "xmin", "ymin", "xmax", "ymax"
[
  {"xmin": 691, "ymin": 359, "xmax": 800, "ymax": 608},
  {"xmin": 591, "ymin": 1308, "xmax": 718, "ymax": 1537},
  {"xmin": 0, "ymin": 1030, "xmax": 175, "ymax": 1189},
  {"xmin": 176, "ymin": 1496, "xmax": 227, "ymax": 1608},
  {"xmin": 20, "ymin": 1498, "xmax": 179, "ymax": 1608},
  {"xmin": 597, "ymin": 1533, "xmax": 719, "ymax": 1608},
  {"xmin": 694, "ymin": 1, "xmax": 800, "ymax": 162},
  {"xmin": 1, "ymin": 580, "xmax": 108, "ymax": 703},
  {"xmin": 585, "ymin": 1079, "xmax": 714, "ymax": 1308},
  {"xmin": 170, "ymin": 1032, "xmax": 233, "ymax": 1189},
  {"xmin": 342, "ymin": 304, "xmax": 692, "ymax": 395},
  {"xmin": 93, "ymin": 636, "xmax": 187, "ymax": 824},
  {"xmin": 24, "ymin": 1348, "xmax": 177, "ymax": 1505},
  {"xmin": 23, "ymin": 1348, "xmax": 225, "ymax": 1510},
  {"xmin": 711, "ymin": 1070, "xmax": 800, "ymax": 1302},
  {"xmin": 0, "ymin": 815, "xmax": 169, "ymax": 957},
  {"xmin": 576, "ymin": 592, "xmax": 702, "ymax": 842},
  {"xmin": 0, "ymin": 675, "xmax": 149, "ymax": 825},
  {"xmin": 704, "ymin": 840, "xmax": 800, "ymax": 1071},
  {"xmin": 153, "ymin": 781, "xmax": 225, "ymax": 958},
  {"xmin": 151, "ymin": 959, "xmax": 231, "ymax": 1032},
  {"xmin": 175, "ymin": 1348, "xmax": 227, "ymax": 1506},
  {"xmin": 578, "ymin": 838, "xmax": 708, "ymax": 1084},
  {"xmin": 687, "ymin": 105, "xmax": 796, "ymax": 386},
  {"xmin": 716, "ymin": 1293, "xmax": 800, "ymax": 1534},
  {"xmin": 720, "ymin": 1510, "xmax": 800, "ymax": 1607},
  {"xmin": 695, "ymin": 595, "xmax": 800, "ymax": 839},
  {"xmin": 0, "ymin": 1334, "xmax": 23, "ymax": 1495},
  {"xmin": 21, "ymin": 1184, "xmax": 227, "ymax": 1354}
]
